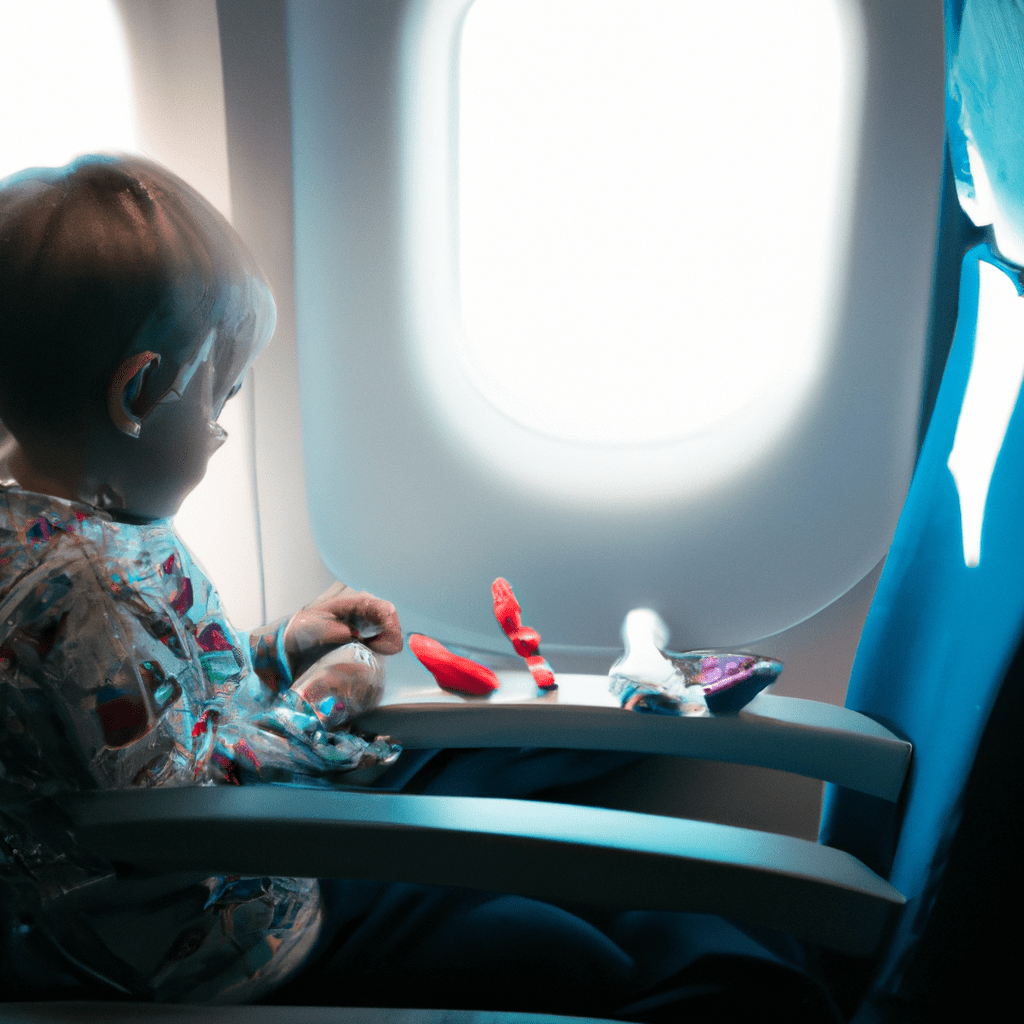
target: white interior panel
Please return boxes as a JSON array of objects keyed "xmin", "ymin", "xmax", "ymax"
[
  {"xmin": 0, "ymin": 0, "xmax": 264, "ymax": 629},
  {"xmin": 112, "ymin": 0, "xmax": 265, "ymax": 630},
  {"xmin": 286, "ymin": 0, "xmax": 944, "ymax": 654}
]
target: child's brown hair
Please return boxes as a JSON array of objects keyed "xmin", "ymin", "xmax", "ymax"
[{"xmin": 0, "ymin": 154, "xmax": 273, "ymax": 441}]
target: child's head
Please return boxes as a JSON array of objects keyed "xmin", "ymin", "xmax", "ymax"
[
  {"xmin": 948, "ymin": 0, "xmax": 1024, "ymax": 262},
  {"xmin": 0, "ymin": 154, "xmax": 275, "ymax": 518}
]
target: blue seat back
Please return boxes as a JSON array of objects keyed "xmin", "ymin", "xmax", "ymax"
[{"xmin": 819, "ymin": 242, "xmax": 1024, "ymax": 988}]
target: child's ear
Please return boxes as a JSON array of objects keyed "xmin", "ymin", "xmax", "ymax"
[{"xmin": 107, "ymin": 351, "xmax": 162, "ymax": 438}]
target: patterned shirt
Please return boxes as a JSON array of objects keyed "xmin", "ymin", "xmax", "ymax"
[{"xmin": 0, "ymin": 485, "xmax": 396, "ymax": 1002}]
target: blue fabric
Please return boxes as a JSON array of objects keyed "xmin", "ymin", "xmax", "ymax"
[
  {"xmin": 819, "ymin": 242, "xmax": 1024, "ymax": 991},
  {"xmin": 268, "ymin": 748, "xmax": 839, "ymax": 1019},
  {"xmin": 854, "ymin": 626, "xmax": 1023, "ymax": 1022},
  {"xmin": 272, "ymin": 882, "xmax": 834, "ymax": 1019}
]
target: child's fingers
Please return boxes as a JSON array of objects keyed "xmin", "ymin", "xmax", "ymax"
[
  {"xmin": 342, "ymin": 596, "xmax": 403, "ymax": 654},
  {"xmin": 288, "ymin": 588, "xmax": 404, "ymax": 657},
  {"xmin": 315, "ymin": 587, "xmax": 403, "ymax": 654}
]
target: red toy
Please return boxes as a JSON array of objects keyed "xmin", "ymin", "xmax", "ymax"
[
  {"xmin": 492, "ymin": 577, "xmax": 556, "ymax": 690},
  {"xmin": 408, "ymin": 632, "xmax": 500, "ymax": 695},
  {"xmin": 408, "ymin": 578, "xmax": 557, "ymax": 695}
]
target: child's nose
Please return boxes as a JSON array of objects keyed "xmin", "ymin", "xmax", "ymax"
[{"xmin": 207, "ymin": 421, "xmax": 228, "ymax": 456}]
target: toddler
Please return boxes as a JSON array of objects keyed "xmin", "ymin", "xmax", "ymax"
[{"xmin": 0, "ymin": 154, "xmax": 402, "ymax": 1002}]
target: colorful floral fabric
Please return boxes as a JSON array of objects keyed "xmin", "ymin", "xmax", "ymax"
[{"xmin": 0, "ymin": 485, "xmax": 394, "ymax": 1002}]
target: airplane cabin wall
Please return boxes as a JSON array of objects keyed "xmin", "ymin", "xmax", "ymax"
[
  {"xmin": 123, "ymin": 0, "xmax": 937, "ymax": 737},
  {"xmin": 115, "ymin": 0, "xmax": 338, "ymax": 632},
  {"xmin": 0, "ymin": 0, "xmax": 939, "ymax": 840},
  {"xmin": 112, "ymin": 0, "xmax": 272, "ymax": 630},
  {"xmin": 252, "ymin": 0, "xmax": 938, "ymax": 691},
  {"xmin": 283, "ymin": 0, "xmax": 944, "ymax": 662}
]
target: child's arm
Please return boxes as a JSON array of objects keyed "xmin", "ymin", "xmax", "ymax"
[
  {"xmin": 220, "ymin": 639, "xmax": 399, "ymax": 783},
  {"xmin": 224, "ymin": 583, "xmax": 404, "ymax": 783}
]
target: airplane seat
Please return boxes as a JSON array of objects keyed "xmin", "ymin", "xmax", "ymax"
[
  {"xmin": 860, "ymin": 627, "xmax": 1023, "ymax": 1023},
  {"xmin": 3, "ymin": 0, "xmax": 1007, "ymax": 1020},
  {"xmin": 13, "ymin": 243, "xmax": 1018, "ymax": 1014},
  {"xmin": 814, "ymin": 233, "xmax": 1024, "ymax": 1018},
  {"xmin": 336, "ymin": 246, "xmax": 1024, "ymax": 1018}
]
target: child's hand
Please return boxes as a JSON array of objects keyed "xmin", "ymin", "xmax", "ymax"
[
  {"xmin": 285, "ymin": 582, "xmax": 402, "ymax": 679},
  {"xmin": 291, "ymin": 641, "xmax": 385, "ymax": 731}
]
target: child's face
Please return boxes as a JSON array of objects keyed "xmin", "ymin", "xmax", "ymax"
[{"xmin": 82, "ymin": 324, "xmax": 269, "ymax": 521}]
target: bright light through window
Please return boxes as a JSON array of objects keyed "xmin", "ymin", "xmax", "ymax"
[
  {"xmin": 459, "ymin": 0, "xmax": 861, "ymax": 447},
  {"xmin": 0, "ymin": 0, "xmax": 136, "ymax": 180}
]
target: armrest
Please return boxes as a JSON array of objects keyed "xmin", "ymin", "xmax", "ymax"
[
  {"xmin": 360, "ymin": 673, "xmax": 912, "ymax": 801},
  {"xmin": 64, "ymin": 786, "xmax": 904, "ymax": 956}
]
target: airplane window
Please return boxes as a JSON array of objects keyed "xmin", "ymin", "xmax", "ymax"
[
  {"xmin": 0, "ymin": 0, "xmax": 135, "ymax": 179},
  {"xmin": 441, "ymin": 0, "xmax": 865, "ymax": 497},
  {"xmin": 284, "ymin": 0, "xmax": 942, "ymax": 649}
]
